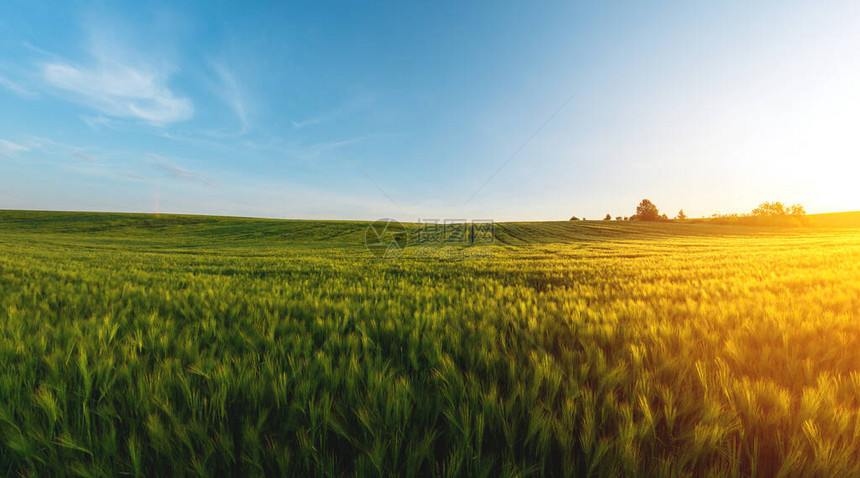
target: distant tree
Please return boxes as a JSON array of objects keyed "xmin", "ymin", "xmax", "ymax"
[
  {"xmin": 615, "ymin": 216, "xmax": 622, "ymax": 221},
  {"xmin": 789, "ymin": 204, "xmax": 806, "ymax": 216},
  {"xmin": 569, "ymin": 216, "xmax": 579, "ymax": 221},
  {"xmin": 604, "ymin": 214, "xmax": 612, "ymax": 221},
  {"xmin": 752, "ymin": 201, "xmax": 788, "ymax": 216},
  {"xmin": 624, "ymin": 216, "xmax": 629, "ymax": 221},
  {"xmin": 676, "ymin": 209, "xmax": 687, "ymax": 220},
  {"xmin": 708, "ymin": 202, "xmax": 807, "ymax": 226},
  {"xmin": 634, "ymin": 199, "xmax": 660, "ymax": 221},
  {"xmin": 751, "ymin": 201, "xmax": 806, "ymax": 219},
  {"xmin": 660, "ymin": 213, "xmax": 669, "ymax": 221}
]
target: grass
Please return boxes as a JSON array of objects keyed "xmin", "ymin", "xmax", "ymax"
[
  {"xmin": 807, "ymin": 211, "xmax": 860, "ymax": 228},
  {"xmin": 1, "ymin": 210, "xmax": 859, "ymax": 476}
]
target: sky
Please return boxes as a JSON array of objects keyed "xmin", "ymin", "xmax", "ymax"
[{"xmin": 0, "ymin": 1, "xmax": 858, "ymax": 221}]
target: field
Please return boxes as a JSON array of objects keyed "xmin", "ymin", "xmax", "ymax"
[
  {"xmin": 1, "ymin": 210, "xmax": 859, "ymax": 477},
  {"xmin": 807, "ymin": 211, "xmax": 860, "ymax": 228}
]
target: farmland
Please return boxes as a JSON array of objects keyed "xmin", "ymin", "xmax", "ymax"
[{"xmin": 1, "ymin": 210, "xmax": 859, "ymax": 476}]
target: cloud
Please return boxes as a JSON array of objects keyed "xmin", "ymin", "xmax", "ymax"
[
  {"xmin": 289, "ymin": 96, "xmax": 373, "ymax": 130},
  {"xmin": 147, "ymin": 153, "xmax": 215, "ymax": 186},
  {"xmin": 0, "ymin": 139, "xmax": 29, "ymax": 152},
  {"xmin": 291, "ymin": 118, "xmax": 320, "ymax": 128},
  {"xmin": 80, "ymin": 114, "xmax": 119, "ymax": 131},
  {"xmin": 0, "ymin": 75, "xmax": 35, "ymax": 96},
  {"xmin": 14, "ymin": 135, "xmax": 104, "ymax": 160},
  {"xmin": 73, "ymin": 152, "xmax": 99, "ymax": 162},
  {"xmin": 210, "ymin": 61, "xmax": 249, "ymax": 133},
  {"xmin": 38, "ymin": 25, "xmax": 193, "ymax": 124},
  {"xmin": 42, "ymin": 61, "xmax": 193, "ymax": 123}
]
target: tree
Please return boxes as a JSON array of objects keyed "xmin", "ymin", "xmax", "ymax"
[
  {"xmin": 752, "ymin": 201, "xmax": 788, "ymax": 216},
  {"xmin": 604, "ymin": 214, "xmax": 612, "ymax": 220},
  {"xmin": 615, "ymin": 216, "xmax": 622, "ymax": 221},
  {"xmin": 569, "ymin": 216, "xmax": 579, "ymax": 221},
  {"xmin": 790, "ymin": 204, "xmax": 806, "ymax": 216},
  {"xmin": 634, "ymin": 199, "xmax": 660, "ymax": 221},
  {"xmin": 676, "ymin": 209, "xmax": 687, "ymax": 220},
  {"xmin": 752, "ymin": 201, "xmax": 806, "ymax": 218}
]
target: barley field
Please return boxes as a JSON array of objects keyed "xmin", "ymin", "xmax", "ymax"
[{"xmin": 1, "ymin": 210, "xmax": 859, "ymax": 477}]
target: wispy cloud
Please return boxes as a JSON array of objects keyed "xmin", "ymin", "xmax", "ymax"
[
  {"xmin": 291, "ymin": 118, "xmax": 320, "ymax": 128},
  {"xmin": 13, "ymin": 136, "xmax": 129, "ymax": 176},
  {"xmin": 73, "ymin": 152, "xmax": 99, "ymax": 162},
  {"xmin": 0, "ymin": 139, "xmax": 29, "ymax": 153},
  {"xmin": 39, "ymin": 26, "xmax": 193, "ymax": 124},
  {"xmin": 80, "ymin": 114, "xmax": 120, "ymax": 131},
  {"xmin": 147, "ymin": 153, "xmax": 215, "ymax": 186},
  {"xmin": 0, "ymin": 75, "xmax": 35, "ymax": 96},
  {"xmin": 210, "ymin": 61, "xmax": 249, "ymax": 133},
  {"xmin": 290, "ymin": 107, "xmax": 340, "ymax": 129},
  {"xmin": 289, "ymin": 96, "xmax": 373, "ymax": 130},
  {"xmin": 17, "ymin": 135, "xmax": 102, "ymax": 159},
  {"xmin": 42, "ymin": 62, "xmax": 193, "ymax": 123},
  {"xmin": 22, "ymin": 41, "xmax": 58, "ymax": 58}
]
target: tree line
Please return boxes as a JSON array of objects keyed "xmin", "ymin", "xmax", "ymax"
[{"xmin": 570, "ymin": 199, "xmax": 807, "ymax": 226}]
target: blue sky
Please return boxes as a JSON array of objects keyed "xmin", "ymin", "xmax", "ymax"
[{"xmin": 1, "ymin": 1, "xmax": 858, "ymax": 221}]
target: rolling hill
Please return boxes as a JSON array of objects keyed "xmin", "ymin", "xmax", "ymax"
[{"xmin": 1, "ymin": 209, "xmax": 859, "ymax": 476}]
